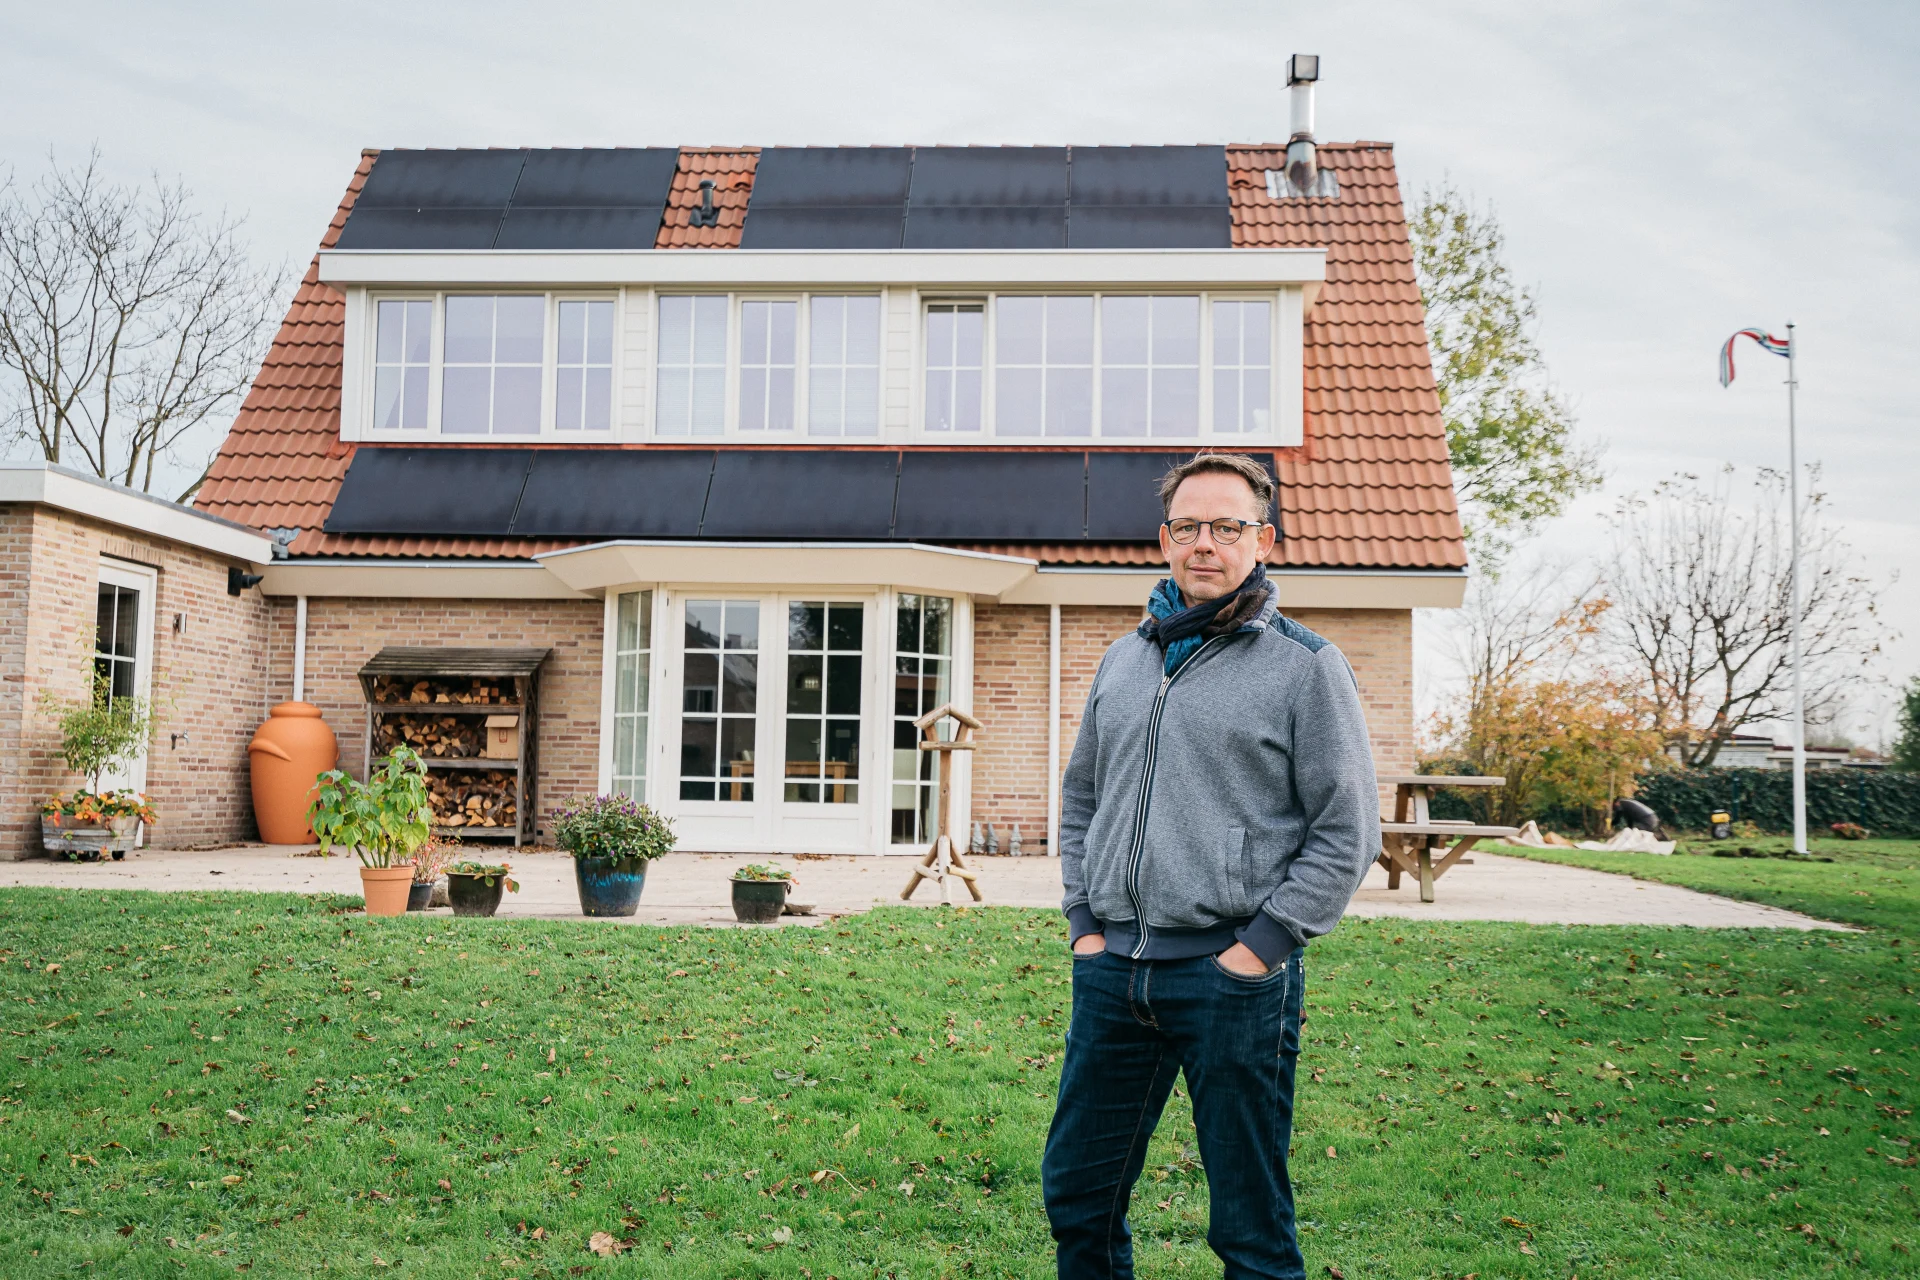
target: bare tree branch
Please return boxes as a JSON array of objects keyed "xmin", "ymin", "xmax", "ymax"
[{"xmin": 0, "ymin": 147, "xmax": 286, "ymax": 497}]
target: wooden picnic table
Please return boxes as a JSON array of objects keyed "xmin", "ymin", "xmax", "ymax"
[{"xmin": 1377, "ymin": 775, "xmax": 1519, "ymax": 904}]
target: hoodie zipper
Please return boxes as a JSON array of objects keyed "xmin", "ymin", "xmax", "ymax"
[{"xmin": 1121, "ymin": 635, "xmax": 1230, "ymax": 959}]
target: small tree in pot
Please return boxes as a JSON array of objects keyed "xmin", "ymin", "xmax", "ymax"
[
  {"xmin": 307, "ymin": 747, "xmax": 433, "ymax": 916},
  {"xmin": 551, "ymin": 794, "xmax": 675, "ymax": 917},
  {"xmin": 37, "ymin": 673, "xmax": 158, "ymax": 860}
]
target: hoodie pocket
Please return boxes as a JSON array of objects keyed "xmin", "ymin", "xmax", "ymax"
[{"xmin": 1224, "ymin": 826, "xmax": 1254, "ymax": 917}]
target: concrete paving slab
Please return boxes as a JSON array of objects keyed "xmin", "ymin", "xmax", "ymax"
[{"xmin": 0, "ymin": 844, "xmax": 1849, "ymax": 932}]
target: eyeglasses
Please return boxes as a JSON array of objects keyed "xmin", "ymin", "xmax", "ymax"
[{"xmin": 1162, "ymin": 518, "xmax": 1267, "ymax": 546}]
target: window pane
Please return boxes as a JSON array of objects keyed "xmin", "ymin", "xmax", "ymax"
[
  {"xmin": 1046, "ymin": 367, "xmax": 1092, "ymax": 437},
  {"xmin": 692, "ymin": 368, "xmax": 726, "ymax": 434},
  {"xmin": 996, "ymin": 297, "xmax": 1042, "ymax": 363},
  {"xmin": 789, "ymin": 602, "xmax": 824, "ymax": 650},
  {"xmin": 724, "ymin": 601, "xmax": 759, "ymax": 650},
  {"xmin": 954, "ymin": 370, "xmax": 981, "ymax": 435},
  {"xmin": 585, "ymin": 300, "xmax": 614, "ymax": 364},
  {"xmin": 376, "ymin": 300, "xmax": 406, "ymax": 363},
  {"xmin": 1243, "ymin": 299, "xmax": 1271, "ymax": 356},
  {"xmin": 685, "ymin": 600, "xmax": 722, "ymax": 649},
  {"xmin": 996, "ymin": 367, "xmax": 1042, "ymax": 436},
  {"xmin": 742, "ymin": 300, "xmax": 769, "ymax": 361},
  {"xmin": 495, "ymin": 296, "xmax": 544, "ymax": 364},
  {"xmin": 1246, "ymin": 370, "xmax": 1271, "ymax": 433},
  {"xmin": 656, "ymin": 369, "xmax": 690, "ymax": 435},
  {"xmin": 1213, "ymin": 368, "xmax": 1240, "ymax": 434},
  {"xmin": 493, "ymin": 366, "xmax": 541, "ymax": 433},
  {"xmin": 810, "ymin": 295, "xmax": 844, "ymax": 362},
  {"xmin": 720, "ymin": 716, "xmax": 756, "ymax": 769},
  {"xmin": 1152, "ymin": 296, "xmax": 1200, "ymax": 364},
  {"xmin": 441, "ymin": 366, "xmax": 490, "ymax": 434},
  {"xmin": 404, "ymin": 301, "xmax": 431, "ymax": 364},
  {"xmin": 923, "ymin": 598, "xmax": 951, "ymax": 655},
  {"xmin": 403, "ymin": 367, "xmax": 428, "ymax": 429},
  {"xmin": 809, "ymin": 368, "xmax": 841, "ymax": 434},
  {"xmin": 827, "ymin": 602, "xmax": 862, "ymax": 649},
  {"xmin": 444, "ymin": 296, "xmax": 492, "ymax": 364},
  {"xmin": 722, "ymin": 655, "xmax": 757, "ymax": 713},
  {"xmin": 658, "ymin": 295, "xmax": 692, "ymax": 365},
  {"xmin": 1101, "ymin": 296, "xmax": 1149, "ymax": 365},
  {"xmin": 556, "ymin": 367, "xmax": 583, "ymax": 432},
  {"xmin": 846, "ymin": 296, "xmax": 880, "ymax": 363},
  {"xmin": 374, "ymin": 367, "xmax": 403, "ymax": 430},
  {"xmin": 680, "ymin": 718, "xmax": 717, "ymax": 777},
  {"xmin": 617, "ymin": 589, "xmax": 644, "ymax": 650},
  {"xmin": 923, "ymin": 370, "xmax": 953, "ymax": 432},
  {"xmin": 692, "ymin": 295, "xmax": 728, "ymax": 364},
  {"xmin": 558, "ymin": 300, "xmax": 586, "ymax": 364},
  {"xmin": 583, "ymin": 367, "xmax": 611, "ymax": 430},
  {"xmin": 1045, "ymin": 297, "xmax": 1093, "ymax": 364},
  {"xmin": 954, "ymin": 305, "xmax": 982, "ymax": 366},
  {"xmin": 787, "ymin": 653, "xmax": 823, "ymax": 713},
  {"xmin": 740, "ymin": 368, "xmax": 767, "ymax": 432},
  {"xmin": 1102, "ymin": 367, "xmax": 1149, "ymax": 437},
  {"xmin": 1151, "ymin": 366, "xmax": 1199, "ymax": 437},
  {"xmin": 682, "ymin": 653, "xmax": 719, "ymax": 713},
  {"xmin": 826, "ymin": 654, "xmax": 862, "ymax": 715},
  {"xmin": 927, "ymin": 308, "xmax": 952, "ymax": 364}
]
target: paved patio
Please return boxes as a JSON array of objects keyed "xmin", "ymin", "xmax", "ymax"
[{"xmin": 0, "ymin": 843, "xmax": 1849, "ymax": 932}]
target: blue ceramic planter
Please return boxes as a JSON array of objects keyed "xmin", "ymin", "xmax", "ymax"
[{"xmin": 573, "ymin": 855, "xmax": 648, "ymax": 917}]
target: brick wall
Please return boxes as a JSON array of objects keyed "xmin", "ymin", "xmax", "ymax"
[
  {"xmin": 271, "ymin": 597, "xmax": 605, "ymax": 841},
  {"xmin": 966, "ymin": 604, "xmax": 1414, "ymax": 847},
  {"xmin": 0, "ymin": 505, "xmax": 272, "ymax": 859}
]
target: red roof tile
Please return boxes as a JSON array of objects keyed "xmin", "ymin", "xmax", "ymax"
[{"xmin": 198, "ymin": 144, "xmax": 1464, "ymax": 573}]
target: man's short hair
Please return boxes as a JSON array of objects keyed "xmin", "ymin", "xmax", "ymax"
[{"xmin": 1157, "ymin": 452, "xmax": 1276, "ymax": 521}]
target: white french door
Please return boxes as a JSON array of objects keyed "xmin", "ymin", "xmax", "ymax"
[
  {"xmin": 662, "ymin": 592, "xmax": 875, "ymax": 854},
  {"xmin": 95, "ymin": 560, "xmax": 157, "ymax": 798}
]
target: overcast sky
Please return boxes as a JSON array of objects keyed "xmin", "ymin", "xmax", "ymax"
[{"xmin": 5, "ymin": 0, "xmax": 1915, "ymax": 739}]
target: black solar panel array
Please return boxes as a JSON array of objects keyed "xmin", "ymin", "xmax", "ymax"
[
  {"xmin": 335, "ymin": 145, "xmax": 1232, "ymax": 251},
  {"xmin": 336, "ymin": 149, "xmax": 680, "ymax": 251},
  {"xmin": 323, "ymin": 448, "xmax": 1280, "ymax": 543}
]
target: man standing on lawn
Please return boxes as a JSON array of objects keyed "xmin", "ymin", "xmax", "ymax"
[{"xmin": 1044, "ymin": 452, "xmax": 1380, "ymax": 1280}]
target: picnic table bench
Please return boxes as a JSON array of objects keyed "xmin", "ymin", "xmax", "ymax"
[{"xmin": 1377, "ymin": 775, "xmax": 1520, "ymax": 903}]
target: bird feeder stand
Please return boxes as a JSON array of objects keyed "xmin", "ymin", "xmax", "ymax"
[{"xmin": 900, "ymin": 702, "xmax": 985, "ymax": 905}]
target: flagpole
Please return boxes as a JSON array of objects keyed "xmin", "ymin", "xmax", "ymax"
[{"xmin": 1786, "ymin": 321, "xmax": 1806, "ymax": 855}]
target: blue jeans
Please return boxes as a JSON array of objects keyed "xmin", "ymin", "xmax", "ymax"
[{"xmin": 1042, "ymin": 947, "xmax": 1305, "ymax": 1280}]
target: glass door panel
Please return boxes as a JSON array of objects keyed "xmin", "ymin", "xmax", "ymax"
[
  {"xmin": 891, "ymin": 594, "xmax": 952, "ymax": 845},
  {"xmin": 784, "ymin": 601, "xmax": 863, "ymax": 803},
  {"xmin": 611, "ymin": 590, "xmax": 652, "ymax": 800},
  {"xmin": 680, "ymin": 599, "xmax": 759, "ymax": 801}
]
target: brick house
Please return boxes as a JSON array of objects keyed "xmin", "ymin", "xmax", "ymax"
[{"xmin": 1, "ymin": 134, "xmax": 1465, "ymax": 859}]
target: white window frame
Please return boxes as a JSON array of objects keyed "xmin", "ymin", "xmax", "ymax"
[
  {"xmin": 351, "ymin": 290, "xmax": 623, "ymax": 441},
  {"xmin": 914, "ymin": 289, "xmax": 1285, "ymax": 445}
]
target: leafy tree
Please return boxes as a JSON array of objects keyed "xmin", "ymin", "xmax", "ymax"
[
  {"xmin": 37, "ymin": 669, "xmax": 154, "ymax": 794},
  {"xmin": 1893, "ymin": 677, "xmax": 1920, "ymax": 772},
  {"xmin": 1410, "ymin": 183, "xmax": 1602, "ymax": 567}
]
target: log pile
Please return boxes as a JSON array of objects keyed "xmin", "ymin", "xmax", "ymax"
[
  {"xmin": 376, "ymin": 715, "xmax": 484, "ymax": 759},
  {"xmin": 371, "ymin": 676, "xmax": 515, "ymax": 706},
  {"xmin": 429, "ymin": 770, "xmax": 518, "ymax": 829}
]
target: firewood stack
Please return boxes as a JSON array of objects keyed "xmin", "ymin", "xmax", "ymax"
[
  {"xmin": 429, "ymin": 770, "xmax": 519, "ymax": 829},
  {"xmin": 370, "ymin": 675, "xmax": 515, "ymax": 706},
  {"xmin": 375, "ymin": 716, "xmax": 485, "ymax": 758}
]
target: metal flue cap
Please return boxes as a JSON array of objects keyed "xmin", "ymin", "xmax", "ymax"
[{"xmin": 1287, "ymin": 53, "xmax": 1320, "ymax": 85}]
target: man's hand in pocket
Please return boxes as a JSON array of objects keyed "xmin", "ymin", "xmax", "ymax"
[{"xmin": 1072, "ymin": 933, "xmax": 1107, "ymax": 956}]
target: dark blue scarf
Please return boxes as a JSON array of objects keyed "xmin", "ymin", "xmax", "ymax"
[{"xmin": 1141, "ymin": 564, "xmax": 1272, "ymax": 676}]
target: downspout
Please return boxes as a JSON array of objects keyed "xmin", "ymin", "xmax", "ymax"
[
  {"xmin": 293, "ymin": 595, "xmax": 308, "ymax": 703},
  {"xmin": 1047, "ymin": 603, "xmax": 1061, "ymax": 857}
]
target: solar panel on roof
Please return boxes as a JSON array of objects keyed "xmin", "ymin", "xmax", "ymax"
[
  {"xmin": 323, "ymin": 448, "xmax": 533, "ymax": 536},
  {"xmin": 508, "ymin": 149, "xmax": 679, "ymax": 208},
  {"xmin": 492, "ymin": 207, "xmax": 666, "ymax": 250},
  {"xmin": 1068, "ymin": 145, "xmax": 1230, "ymax": 207},
  {"xmin": 739, "ymin": 207, "xmax": 905, "ymax": 250},
  {"xmin": 332, "ymin": 208, "xmax": 506, "ymax": 251},
  {"xmin": 1067, "ymin": 205, "xmax": 1232, "ymax": 249},
  {"xmin": 1084, "ymin": 452, "xmax": 1188, "ymax": 540},
  {"xmin": 894, "ymin": 451, "xmax": 1086, "ymax": 542},
  {"xmin": 748, "ymin": 148, "xmax": 915, "ymax": 207},
  {"xmin": 353, "ymin": 150, "xmax": 527, "ymax": 209},
  {"xmin": 511, "ymin": 450, "xmax": 712, "ymax": 537},
  {"xmin": 906, "ymin": 147, "xmax": 1069, "ymax": 207},
  {"xmin": 699, "ymin": 451, "xmax": 898, "ymax": 539},
  {"xmin": 903, "ymin": 205, "xmax": 1066, "ymax": 250}
]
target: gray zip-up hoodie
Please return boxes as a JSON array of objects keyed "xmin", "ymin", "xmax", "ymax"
[{"xmin": 1058, "ymin": 596, "xmax": 1380, "ymax": 966}]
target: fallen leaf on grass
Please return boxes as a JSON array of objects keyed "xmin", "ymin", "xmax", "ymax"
[
  {"xmin": 1325, "ymin": 1146, "xmax": 1337, "ymax": 1159},
  {"xmin": 897, "ymin": 1180, "xmax": 915, "ymax": 1197},
  {"xmin": 1518, "ymin": 1242, "xmax": 1537, "ymax": 1256},
  {"xmin": 116, "ymin": 1224, "xmax": 135, "ymax": 1237},
  {"xmin": 222, "ymin": 1175, "xmax": 243, "ymax": 1186},
  {"xmin": 1325, "ymin": 1268, "xmax": 1345, "ymax": 1279},
  {"xmin": 811, "ymin": 1170, "xmax": 829, "ymax": 1183},
  {"xmin": 437, "ymin": 1179, "xmax": 452, "ymax": 1191},
  {"xmin": 771, "ymin": 1226, "xmax": 792, "ymax": 1245},
  {"xmin": 226, "ymin": 1109, "xmax": 250, "ymax": 1125},
  {"xmin": 588, "ymin": 1231, "xmax": 631, "ymax": 1257}
]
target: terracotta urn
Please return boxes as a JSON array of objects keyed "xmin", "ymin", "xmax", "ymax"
[{"xmin": 248, "ymin": 702, "xmax": 339, "ymax": 844}]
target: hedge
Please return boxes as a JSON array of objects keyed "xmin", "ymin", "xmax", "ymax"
[{"xmin": 1636, "ymin": 768, "xmax": 1920, "ymax": 837}]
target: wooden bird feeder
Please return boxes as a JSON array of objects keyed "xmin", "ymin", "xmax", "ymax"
[{"xmin": 900, "ymin": 702, "xmax": 986, "ymax": 905}]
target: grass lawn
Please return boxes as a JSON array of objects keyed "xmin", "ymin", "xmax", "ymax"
[
  {"xmin": 0, "ymin": 882, "xmax": 1914, "ymax": 1279},
  {"xmin": 1486, "ymin": 837, "xmax": 1920, "ymax": 934}
]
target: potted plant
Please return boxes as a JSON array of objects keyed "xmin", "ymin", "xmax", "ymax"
[
  {"xmin": 41, "ymin": 790, "xmax": 156, "ymax": 861},
  {"xmin": 551, "ymin": 794, "xmax": 675, "ymax": 917},
  {"xmin": 731, "ymin": 862, "xmax": 794, "ymax": 924},
  {"xmin": 38, "ymin": 674, "xmax": 157, "ymax": 859},
  {"xmin": 444, "ymin": 860, "xmax": 518, "ymax": 917},
  {"xmin": 408, "ymin": 837, "xmax": 456, "ymax": 912},
  {"xmin": 307, "ymin": 746, "xmax": 433, "ymax": 916}
]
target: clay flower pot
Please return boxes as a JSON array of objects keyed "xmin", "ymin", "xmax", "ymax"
[
  {"xmin": 359, "ymin": 865, "xmax": 414, "ymax": 916},
  {"xmin": 248, "ymin": 703, "xmax": 339, "ymax": 844}
]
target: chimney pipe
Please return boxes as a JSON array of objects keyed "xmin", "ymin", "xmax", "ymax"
[{"xmin": 1285, "ymin": 53, "xmax": 1320, "ymax": 195}]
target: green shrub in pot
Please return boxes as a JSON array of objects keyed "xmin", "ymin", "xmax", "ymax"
[
  {"xmin": 306, "ymin": 747, "xmax": 433, "ymax": 916},
  {"xmin": 551, "ymin": 794, "xmax": 674, "ymax": 917}
]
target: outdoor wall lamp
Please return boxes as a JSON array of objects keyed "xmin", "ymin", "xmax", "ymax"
[{"xmin": 228, "ymin": 567, "xmax": 264, "ymax": 596}]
